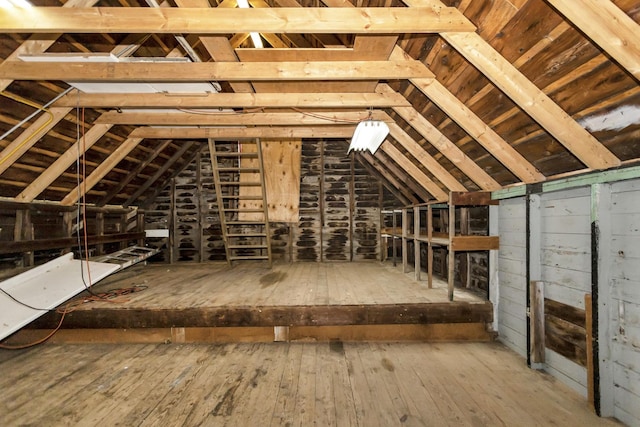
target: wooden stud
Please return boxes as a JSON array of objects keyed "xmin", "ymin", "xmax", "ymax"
[
  {"xmin": 529, "ymin": 281, "xmax": 545, "ymax": 368},
  {"xmin": 585, "ymin": 293, "xmax": 595, "ymax": 411}
]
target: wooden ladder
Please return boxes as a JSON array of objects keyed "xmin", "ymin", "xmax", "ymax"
[{"xmin": 208, "ymin": 139, "xmax": 272, "ymax": 267}]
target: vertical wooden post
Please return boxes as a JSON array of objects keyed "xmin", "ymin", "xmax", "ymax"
[
  {"xmin": 402, "ymin": 208, "xmax": 409, "ymax": 273},
  {"xmin": 14, "ymin": 209, "xmax": 34, "ymax": 267},
  {"xmin": 427, "ymin": 204, "xmax": 433, "ymax": 289},
  {"xmin": 378, "ymin": 182, "xmax": 384, "ymax": 263},
  {"xmin": 136, "ymin": 210, "xmax": 145, "ymax": 247},
  {"xmin": 169, "ymin": 177, "xmax": 176, "ymax": 264},
  {"xmin": 585, "ymin": 293, "xmax": 595, "ymax": 411},
  {"xmin": 95, "ymin": 212, "xmax": 105, "ymax": 256},
  {"xmin": 591, "ymin": 183, "xmax": 613, "ymax": 417},
  {"xmin": 414, "ymin": 206, "xmax": 421, "ymax": 281},
  {"xmin": 392, "ymin": 210, "xmax": 398, "ymax": 267},
  {"xmin": 460, "ymin": 207, "xmax": 471, "ymax": 288},
  {"xmin": 529, "ymin": 280, "xmax": 545, "ymax": 368},
  {"xmin": 349, "ymin": 153, "xmax": 355, "ymax": 262},
  {"xmin": 119, "ymin": 212, "xmax": 128, "ymax": 250},
  {"xmin": 62, "ymin": 210, "xmax": 74, "ymax": 255},
  {"xmin": 448, "ymin": 200, "xmax": 455, "ymax": 301}
]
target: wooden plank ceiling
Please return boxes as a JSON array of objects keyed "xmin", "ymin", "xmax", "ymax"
[{"xmin": 0, "ymin": 0, "xmax": 638, "ymax": 206}]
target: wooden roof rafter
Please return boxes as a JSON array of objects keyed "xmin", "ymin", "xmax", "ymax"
[{"xmin": 546, "ymin": 0, "xmax": 640, "ymax": 82}]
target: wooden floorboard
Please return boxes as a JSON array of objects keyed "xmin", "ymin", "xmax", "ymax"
[
  {"xmin": 21, "ymin": 261, "xmax": 492, "ymax": 334},
  {"xmin": 72, "ymin": 261, "xmax": 484, "ymax": 310},
  {"xmin": 0, "ymin": 341, "xmax": 620, "ymax": 426}
]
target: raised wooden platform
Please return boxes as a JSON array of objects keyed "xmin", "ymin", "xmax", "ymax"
[{"xmin": 9, "ymin": 262, "xmax": 494, "ymax": 344}]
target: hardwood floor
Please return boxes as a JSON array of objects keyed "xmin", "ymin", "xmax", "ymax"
[
  {"xmin": 0, "ymin": 341, "xmax": 619, "ymax": 426},
  {"xmin": 79, "ymin": 261, "xmax": 483, "ymax": 311}
]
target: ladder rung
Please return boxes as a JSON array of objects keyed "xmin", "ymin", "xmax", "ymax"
[
  {"xmin": 224, "ymin": 208, "xmax": 265, "ymax": 213},
  {"xmin": 227, "ymin": 233, "xmax": 267, "ymax": 237},
  {"xmin": 217, "ymin": 168, "xmax": 260, "ymax": 173},
  {"xmin": 227, "ymin": 220, "xmax": 265, "ymax": 224},
  {"xmin": 222, "ymin": 182, "xmax": 261, "ymax": 186},
  {"xmin": 214, "ymin": 153, "xmax": 258, "ymax": 158},
  {"xmin": 228, "ymin": 245, "xmax": 268, "ymax": 249},
  {"xmin": 222, "ymin": 195, "xmax": 263, "ymax": 200},
  {"xmin": 230, "ymin": 255, "xmax": 270, "ymax": 260}
]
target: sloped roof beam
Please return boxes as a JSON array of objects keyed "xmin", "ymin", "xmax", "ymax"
[
  {"xmin": 546, "ymin": 0, "xmax": 640, "ymax": 82},
  {"xmin": 380, "ymin": 143, "xmax": 448, "ymax": 201},
  {"xmin": 358, "ymin": 154, "xmax": 417, "ymax": 206},
  {"xmin": 60, "ymin": 137, "xmax": 144, "ymax": 206},
  {"xmin": 15, "ymin": 124, "xmax": 113, "ymax": 203},
  {"xmin": 126, "ymin": 142, "xmax": 196, "ymax": 207},
  {"xmin": 98, "ymin": 140, "xmax": 173, "ymax": 207},
  {"xmin": 377, "ymin": 84, "xmax": 500, "ymax": 191},
  {"xmin": 384, "ymin": 119, "xmax": 468, "ymax": 192}
]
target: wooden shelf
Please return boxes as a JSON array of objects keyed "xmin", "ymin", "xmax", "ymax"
[{"xmin": 381, "ymin": 191, "xmax": 499, "ymax": 301}]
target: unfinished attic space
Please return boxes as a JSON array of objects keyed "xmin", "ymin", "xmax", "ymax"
[{"xmin": 0, "ymin": 0, "xmax": 639, "ymax": 424}]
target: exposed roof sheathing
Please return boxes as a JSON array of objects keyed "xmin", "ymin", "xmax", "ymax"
[{"xmin": 0, "ymin": 0, "xmax": 638, "ymax": 206}]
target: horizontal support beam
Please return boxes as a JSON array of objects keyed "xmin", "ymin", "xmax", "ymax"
[
  {"xmin": 29, "ymin": 302, "xmax": 493, "ymax": 329},
  {"xmin": 54, "ymin": 91, "xmax": 413, "ymax": 109},
  {"xmin": 96, "ymin": 110, "xmax": 388, "ymax": 125},
  {"xmin": 0, "ymin": 60, "xmax": 431, "ymax": 81},
  {"xmin": 129, "ymin": 126, "xmax": 356, "ymax": 139},
  {"xmin": 0, "ymin": 7, "xmax": 476, "ymax": 34},
  {"xmin": 0, "ymin": 232, "xmax": 145, "ymax": 255}
]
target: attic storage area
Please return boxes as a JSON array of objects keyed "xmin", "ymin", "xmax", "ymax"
[{"xmin": 0, "ymin": 0, "xmax": 639, "ymax": 424}]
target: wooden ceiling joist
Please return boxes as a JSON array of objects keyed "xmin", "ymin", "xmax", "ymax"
[
  {"xmin": 95, "ymin": 110, "xmax": 387, "ymax": 126},
  {"xmin": 15, "ymin": 124, "xmax": 113, "ymax": 203},
  {"xmin": 0, "ymin": 7, "xmax": 476, "ymax": 34},
  {"xmin": 0, "ymin": 0, "xmax": 98, "ymax": 91},
  {"xmin": 546, "ymin": 0, "xmax": 640, "ymax": 81},
  {"xmin": 54, "ymin": 91, "xmax": 411, "ymax": 109},
  {"xmin": 129, "ymin": 126, "xmax": 356, "ymax": 139},
  {"xmin": 60, "ymin": 137, "xmax": 143, "ymax": 206},
  {"xmin": 0, "ymin": 60, "xmax": 430, "ymax": 82}
]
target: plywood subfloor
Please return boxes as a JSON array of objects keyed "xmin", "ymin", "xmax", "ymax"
[
  {"xmin": 0, "ymin": 341, "xmax": 618, "ymax": 426},
  {"xmin": 73, "ymin": 261, "xmax": 483, "ymax": 311}
]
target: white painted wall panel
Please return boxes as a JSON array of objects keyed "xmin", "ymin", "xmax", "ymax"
[
  {"xmin": 609, "ymin": 178, "xmax": 640, "ymax": 426},
  {"xmin": 544, "ymin": 349, "xmax": 587, "ymax": 395},
  {"xmin": 539, "ymin": 189, "xmax": 590, "ymax": 397},
  {"xmin": 497, "ymin": 197, "xmax": 527, "ymax": 357}
]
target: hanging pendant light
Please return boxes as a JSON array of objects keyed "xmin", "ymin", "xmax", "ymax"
[{"xmin": 347, "ymin": 120, "xmax": 389, "ymax": 154}]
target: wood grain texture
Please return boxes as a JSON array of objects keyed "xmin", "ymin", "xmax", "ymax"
[{"xmin": 0, "ymin": 341, "xmax": 619, "ymax": 426}]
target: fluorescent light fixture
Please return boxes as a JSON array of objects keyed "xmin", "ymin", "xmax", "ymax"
[
  {"xmin": 237, "ymin": 0, "xmax": 264, "ymax": 48},
  {"xmin": 0, "ymin": 0, "xmax": 31, "ymax": 8},
  {"xmin": 348, "ymin": 120, "xmax": 389, "ymax": 154}
]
